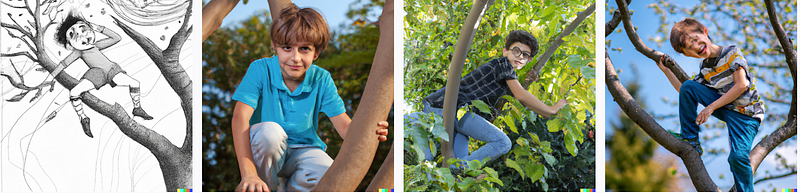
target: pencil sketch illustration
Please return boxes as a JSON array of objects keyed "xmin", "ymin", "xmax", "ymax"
[{"xmin": 1, "ymin": 0, "xmax": 194, "ymax": 191}]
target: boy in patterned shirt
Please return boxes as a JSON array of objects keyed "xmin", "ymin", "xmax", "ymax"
[
  {"xmin": 411, "ymin": 30, "xmax": 568, "ymax": 164},
  {"xmin": 659, "ymin": 18, "xmax": 765, "ymax": 192}
]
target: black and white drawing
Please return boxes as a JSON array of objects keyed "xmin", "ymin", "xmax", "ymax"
[{"xmin": 1, "ymin": 0, "xmax": 195, "ymax": 191}]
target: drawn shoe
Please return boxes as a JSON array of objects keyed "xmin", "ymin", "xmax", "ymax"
[
  {"xmin": 81, "ymin": 117, "xmax": 93, "ymax": 138},
  {"xmin": 132, "ymin": 107, "xmax": 153, "ymax": 120},
  {"xmin": 668, "ymin": 130, "xmax": 703, "ymax": 156}
]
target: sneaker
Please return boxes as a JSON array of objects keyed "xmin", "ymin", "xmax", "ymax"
[
  {"xmin": 132, "ymin": 107, "xmax": 153, "ymax": 120},
  {"xmin": 668, "ymin": 130, "xmax": 703, "ymax": 156},
  {"xmin": 81, "ymin": 117, "xmax": 93, "ymax": 138}
]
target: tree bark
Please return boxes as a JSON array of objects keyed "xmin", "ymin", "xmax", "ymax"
[
  {"xmin": 312, "ymin": 0, "xmax": 394, "ymax": 191},
  {"xmin": 366, "ymin": 145, "xmax": 394, "ymax": 191},
  {"xmin": 524, "ymin": 3, "xmax": 595, "ymax": 86},
  {"xmin": 440, "ymin": 0, "xmax": 493, "ymax": 168}
]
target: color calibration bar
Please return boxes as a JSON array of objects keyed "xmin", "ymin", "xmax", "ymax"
[
  {"xmin": 782, "ymin": 189, "xmax": 797, "ymax": 192},
  {"xmin": 177, "ymin": 188, "xmax": 193, "ymax": 192},
  {"xmin": 580, "ymin": 189, "xmax": 596, "ymax": 192},
  {"xmin": 379, "ymin": 188, "xmax": 394, "ymax": 192}
]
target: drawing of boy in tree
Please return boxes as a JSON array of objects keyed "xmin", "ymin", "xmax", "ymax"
[{"xmin": 51, "ymin": 11, "xmax": 153, "ymax": 138}]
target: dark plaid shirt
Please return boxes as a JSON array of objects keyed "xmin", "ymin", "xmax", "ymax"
[{"xmin": 424, "ymin": 57, "xmax": 518, "ymax": 118}]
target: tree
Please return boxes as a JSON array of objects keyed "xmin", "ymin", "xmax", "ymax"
[
  {"xmin": 605, "ymin": 0, "xmax": 796, "ymax": 191},
  {"xmin": 2, "ymin": 0, "xmax": 194, "ymax": 191},
  {"xmin": 202, "ymin": 0, "xmax": 393, "ymax": 191},
  {"xmin": 605, "ymin": 64, "xmax": 680, "ymax": 192}
]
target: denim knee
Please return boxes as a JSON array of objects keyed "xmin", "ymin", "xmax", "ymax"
[
  {"xmin": 498, "ymin": 135, "xmax": 512, "ymax": 154},
  {"xmin": 727, "ymin": 149, "xmax": 750, "ymax": 167},
  {"xmin": 679, "ymin": 80, "xmax": 701, "ymax": 94}
]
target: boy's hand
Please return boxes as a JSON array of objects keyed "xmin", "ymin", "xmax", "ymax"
[
  {"xmin": 696, "ymin": 106, "xmax": 715, "ymax": 125},
  {"xmin": 236, "ymin": 175, "xmax": 270, "ymax": 192},
  {"xmin": 657, "ymin": 55, "xmax": 669, "ymax": 71},
  {"xmin": 377, "ymin": 121, "xmax": 389, "ymax": 141},
  {"xmin": 553, "ymin": 99, "xmax": 569, "ymax": 116}
]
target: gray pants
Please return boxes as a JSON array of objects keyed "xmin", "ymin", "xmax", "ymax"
[
  {"xmin": 250, "ymin": 122, "xmax": 333, "ymax": 192},
  {"xmin": 406, "ymin": 102, "xmax": 511, "ymax": 163}
]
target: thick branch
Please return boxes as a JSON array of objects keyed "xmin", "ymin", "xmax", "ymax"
[
  {"xmin": 605, "ymin": 51, "xmax": 721, "ymax": 191},
  {"xmin": 365, "ymin": 145, "xmax": 394, "ymax": 191},
  {"xmin": 615, "ymin": 0, "xmax": 690, "ymax": 83},
  {"xmin": 312, "ymin": 0, "xmax": 394, "ymax": 191},
  {"xmin": 525, "ymin": 3, "xmax": 595, "ymax": 85},
  {"xmin": 764, "ymin": 0, "xmax": 797, "ymax": 79},
  {"xmin": 606, "ymin": 10, "xmax": 622, "ymax": 37},
  {"xmin": 440, "ymin": 0, "xmax": 493, "ymax": 169}
]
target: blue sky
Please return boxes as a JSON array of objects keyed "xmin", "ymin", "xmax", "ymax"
[
  {"xmin": 213, "ymin": 0, "xmax": 380, "ymax": 31},
  {"xmin": 604, "ymin": 1, "xmax": 797, "ymax": 191}
]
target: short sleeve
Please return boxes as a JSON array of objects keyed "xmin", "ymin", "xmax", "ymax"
[
  {"xmin": 319, "ymin": 74, "xmax": 346, "ymax": 117},
  {"xmin": 231, "ymin": 60, "xmax": 266, "ymax": 109},
  {"xmin": 727, "ymin": 49, "xmax": 748, "ymax": 72},
  {"xmin": 496, "ymin": 58, "xmax": 518, "ymax": 81}
]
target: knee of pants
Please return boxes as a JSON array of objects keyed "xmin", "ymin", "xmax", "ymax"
[
  {"xmin": 497, "ymin": 135, "xmax": 512, "ymax": 154},
  {"xmin": 679, "ymin": 80, "xmax": 701, "ymax": 94},
  {"xmin": 251, "ymin": 122, "xmax": 288, "ymax": 153},
  {"xmin": 727, "ymin": 149, "xmax": 751, "ymax": 168}
]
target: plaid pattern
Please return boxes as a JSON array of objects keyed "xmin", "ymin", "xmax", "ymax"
[
  {"xmin": 692, "ymin": 45, "xmax": 765, "ymax": 121},
  {"xmin": 424, "ymin": 57, "xmax": 518, "ymax": 119}
]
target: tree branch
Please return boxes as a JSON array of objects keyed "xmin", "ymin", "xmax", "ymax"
[
  {"xmin": 606, "ymin": 51, "xmax": 721, "ymax": 191},
  {"xmin": 1, "ymin": 22, "xmax": 34, "ymax": 40},
  {"xmin": 754, "ymin": 169, "xmax": 797, "ymax": 185},
  {"xmin": 0, "ymin": 60, "xmax": 54, "ymax": 91},
  {"xmin": 615, "ymin": 0, "xmax": 691, "ymax": 83},
  {"xmin": 525, "ymin": 3, "xmax": 595, "ymax": 85},
  {"xmin": 605, "ymin": 0, "xmax": 629, "ymax": 37},
  {"xmin": 2, "ymin": 51, "xmax": 37, "ymax": 61},
  {"xmin": 5, "ymin": 28, "xmax": 36, "ymax": 51},
  {"xmin": 764, "ymin": 0, "xmax": 797, "ymax": 79},
  {"xmin": 312, "ymin": 0, "xmax": 394, "ymax": 190}
]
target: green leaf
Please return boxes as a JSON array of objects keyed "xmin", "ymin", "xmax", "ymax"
[
  {"xmin": 437, "ymin": 167, "xmax": 456, "ymax": 190},
  {"xmin": 526, "ymin": 162, "xmax": 546, "ymax": 183},
  {"xmin": 484, "ymin": 167, "xmax": 498, "ymax": 179},
  {"xmin": 410, "ymin": 127, "xmax": 430, "ymax": 163},
  {"xmin": 542, "ymin": 153, "xmax": 557, "ymax": 166},
  {"xmin": 468, "ymin": 159, "xmax": 482, "ymax": 171},
  {"xmin": 503, "ymin": 116, "xmax": 519, "ymax": 134},
  {"xmin": 564, "ymin": 132, "xmax": 578, "ymax": 157},
  {"xmin": 431, "ymin": 115, "xmax": 449, "ymax": 142},
  {"xmin": 471, "ymin": 100, "xmax": 492, "ymax": 114},
  {"xmin": 505, "ymin": 159, "xmax": 525, "ymax": 178},
  {"xmin": 546, "ymin": 118, "xmax": 562, "ymax": 132},
  {"xmin": 483, "ymin": 176, "xmax": 504, "ymax": 186},
  {"xmin": 516, "ymin": 138, "xmax": 529, "ymax": 147},
  {"xmin": 580, "ymin": 66, "xmax": 596, "ymax": 79}
]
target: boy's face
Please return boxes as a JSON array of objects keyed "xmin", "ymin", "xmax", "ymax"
[
  {"xmin": 680, "ymin": 28, "xmax": 712, "ymax": 58},
  {"xmin": 67, "ymin": 21, "xmax": 96, "ymax": 51},
  {"xmin": 273, "ymin": 41, "xmax": 319, "ymax": 83},
  {"xmin": 503, "ymin": 42, "xmax": 532, "ymax": 70}
]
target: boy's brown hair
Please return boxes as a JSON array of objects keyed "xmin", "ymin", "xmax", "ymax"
[
  {"xmin": 505, "ymin": 30, "xmax": 539, "ymax": 56},
  {"xmin": 270, "ymin": 4, "xmax": 331, "ymax": 55},
  {"xmin": 669, "ymin": 18, "xmax": 708, "ymax": 54}
]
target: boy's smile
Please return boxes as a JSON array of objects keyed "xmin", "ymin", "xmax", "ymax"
[
  {"xmin": 680, "ymin": 29, "xmax": 721, "ymax": 59},
  {"xmin": 503, "ymin": 42, "xmax": 532, "ymax": 69},
  {"xmin": 274, "ymin": 41, "xmax": 318, "ymax": 87}
]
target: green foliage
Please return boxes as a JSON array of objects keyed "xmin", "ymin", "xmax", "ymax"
[
  {"xmin": 404, "ymin": 0, "xmax": 595, "ymax": 191},
  {"xmin": 202, "ymin": 6, "xmax": 392, "ymax": 191}
]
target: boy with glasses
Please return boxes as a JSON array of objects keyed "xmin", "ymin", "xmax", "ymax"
[{"xmin": 410, "ymin": 30, "xmax": 568, "ymax": 165}]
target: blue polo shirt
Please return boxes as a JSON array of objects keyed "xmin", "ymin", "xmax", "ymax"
[{"xmin": 232, "ymin": 57, "xmax": 346, "ymax": 151}]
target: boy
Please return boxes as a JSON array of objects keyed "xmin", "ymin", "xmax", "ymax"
[
  {"xmin": 659, "ymin": 18, "xmax": 765, "ymax": 192},
  {"xmin": 230, "ymin": 4, "xmax": 388, "ymax": 192},
  {"xmin": 410, "ymin": 30, "xmax": 568, "ymax": 164},
  {"xmin": 53, "ymin": 11, "xmax": 153, "ymax": 138}
]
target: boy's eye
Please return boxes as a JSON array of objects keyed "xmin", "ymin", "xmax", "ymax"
[
  {"xmin": 299, "ymin": 47, "xmax": 312, "ymax": 51},
  {"xmin": 281, "ymin": 46, "xmax": 292, "ymax": 51}
]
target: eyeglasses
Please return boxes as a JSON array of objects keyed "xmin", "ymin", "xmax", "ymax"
[{"xmin": 511, "ymin": 47, "xmax": 532, "ymax": 61}]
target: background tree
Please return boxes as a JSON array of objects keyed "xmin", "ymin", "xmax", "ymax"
[
  {"xmin": 605, "ymin": 64, "xmax": 680, "ymax": 192},
  {"xmin": 605, "ymin": 0, "xmax": 796, "ymax": 191},
  {"xmin": 403, "ymin": 0, "xmax": 596, "ymax": 191},
  {"xmin": 1, "ymin": 0, "xmax": 194, "ymax": 191},
  {"xmin": 201, "ymin": 0, "xmax": 392, "ymax": 191}
]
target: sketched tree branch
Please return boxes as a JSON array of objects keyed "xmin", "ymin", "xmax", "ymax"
[
  {"xmin": 605, "ymin": 0, "xmax": 797, "ymax": 191},
  {"xmin": 1, "ymin": 0, "xmax": 194, "ymax": 191}
]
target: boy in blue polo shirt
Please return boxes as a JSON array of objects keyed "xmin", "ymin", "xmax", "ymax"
[{"xmin": 230, "ymin": 4, "xmax": 388, "ymax": 192}]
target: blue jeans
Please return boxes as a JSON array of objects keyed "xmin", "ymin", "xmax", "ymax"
[
  {"xmin": 405, "ymin": 101, "xmax": 511, "ymax": 164},
  {"xmin": 679, "ymin": 81, "xmax": 760, "ymax": 192}
]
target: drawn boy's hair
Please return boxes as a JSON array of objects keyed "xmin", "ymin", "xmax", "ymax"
[
  {"xmin": 270, "ymin": 3, "xmax": 331, "ymax": 55},
  {"xmin": 505, "ymin": 30, "xmax": 539, "ymax": 56},
  {"xmin": 55, "ymin": 11, "xmax": 88, "ymax": 47},
  {"xmin": 669, "ymin": 18, "xmax": 708, "ymax": 54}
]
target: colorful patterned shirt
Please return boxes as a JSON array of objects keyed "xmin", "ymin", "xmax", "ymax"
[{"xmin": 692, "ymin": 45, "xmax": 765, "ymax": 121}]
